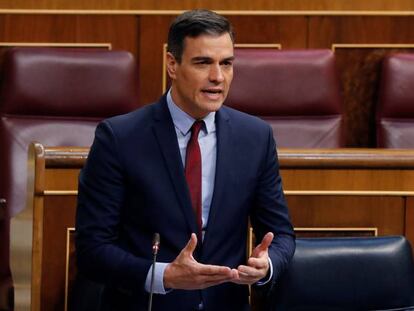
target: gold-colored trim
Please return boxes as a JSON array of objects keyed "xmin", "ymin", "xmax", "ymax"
[
  {"xmin": 1, "ymin": 9, "xmax": 414, "ymax": 16},
  {"xmin": 42, "ymin": 189, "xmax": 414, "ymax": 198},
  {"xmin": 162, "ymin": 43, "xmax": 281, "ymax": 93},
  {"xmin": 43, "ymin": 190, "xmax": 78, "ymax": 195},
  {"xmin": 248, "ymin": 227, "xmax": 253, "ymax": 257},
  {"xmin": 0, "ymin": 42, "xmax": 112, "ymax": 49},
  {"xmin": 234, "ymin": 43, "xmax": 282, "ymax": 49},
  {"xmin": 284, "ymin": 190, "xmax": 414, "ymax": 196},
  {"xmin": 295, "ymin": 227, "xmax": 378, "ymax": 236},
  {"xmin": 332, "ymin": 43, "xmax": 414, "ymax": 51},
  {"xmin": 64, "ymin": 228, "xmax": 75, "ymax": 311}
]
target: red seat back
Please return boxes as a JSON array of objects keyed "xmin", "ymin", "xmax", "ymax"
[
  {"xmin": 226, "ymin": 49, "xmax": 343, "ymax": 148},
  {"xmin": 377, "ymin": 53, "xmax": 414, "ymax": 148}
]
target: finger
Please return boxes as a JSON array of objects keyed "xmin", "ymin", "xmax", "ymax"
[
  {"xmin": 247, "ymin": 257, "xmax": 268, "ymax": 269},
  {"xmin": 230, "ymin": 269, "xmax": 256, "ymax": 285},
  {"xmin": 237, "ymin": 265, "xmax": 263, "ymax": 279},
  {"xmin": 196, "ymin": 263, "xmax": 233, "ymax": 276},
  {"xmin": 252, "ymin": 232, "xmax": 274, "ymax": 257},
  {"xmin": 182, "ymin": 233, "xmax": 198, "ymax": 256},
  {"xmin": 235, "ymin": 265, "xmax": 266, "ymax": 285}
]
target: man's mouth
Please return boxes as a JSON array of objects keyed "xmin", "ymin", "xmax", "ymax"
[{"xmin": 201, "ymin": 88, "xmax": 223, "ymax": 95}]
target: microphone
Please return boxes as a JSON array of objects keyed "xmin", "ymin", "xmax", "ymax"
[{"xmin": 148, "ymin": 233, "xmax": 160, "ymax": 311}]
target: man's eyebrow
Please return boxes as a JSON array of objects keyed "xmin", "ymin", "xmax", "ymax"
[
  {"xmin": 191, "ymin": 56, "xmax": 213, "ymax": 62},
  {"xmin": 190, "ymin": 56, "xmax": 235, "ymax": 62},
  {"xmin": 221, "ymin": 56, "xmax": 235, "ymax": 62}
]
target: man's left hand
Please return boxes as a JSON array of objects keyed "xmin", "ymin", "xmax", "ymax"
[{"xmin": 231, "ymin": 232, "xmax": 274, "ymax": 285}]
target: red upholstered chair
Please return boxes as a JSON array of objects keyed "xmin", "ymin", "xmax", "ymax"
[
  {"xmin": 0, "ymin": 47, "xmax": 139, "ymax": 310},
  {"xmin": 225, "ymin": 49, "xmax": 343, "ymax": 148},
  {"xmin": 377, "ymin": 53, "xmax": 414, "ymax": 148}
]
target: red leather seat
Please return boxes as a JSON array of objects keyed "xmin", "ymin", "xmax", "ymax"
[
  {"xmin": 225, "ymin": 49, "xmax": 343, "ymax": 148},
  {"xmin": 377, "ymin": 53, "xmax": 414, "ymax": 148},
  {"xmin": 0, "ymin": 47, "xmax": 140, "ymax": 310}
]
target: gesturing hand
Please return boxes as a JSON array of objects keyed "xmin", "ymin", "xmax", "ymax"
[
  {"xmin": 163, "ymin": 233, "xmax": 236, "ymax": 290},
  {"xmin": 232, "ymin": 232, "xmax": 274, "ymax": 285}
]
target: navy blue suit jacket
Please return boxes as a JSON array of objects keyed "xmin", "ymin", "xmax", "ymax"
[{"xmin": 75, "ymin": 95, "xmax": 295, "ymax": 311}]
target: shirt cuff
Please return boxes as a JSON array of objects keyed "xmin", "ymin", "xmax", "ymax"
[
  {"xmin": 255, "ymin": 257, "xmax": 273, "ymax": 286},
  {"xmin": 144, "ymin": 262, "xmax": 170, "ymax": 294}
]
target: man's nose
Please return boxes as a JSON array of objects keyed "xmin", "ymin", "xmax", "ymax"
[{"xmin": 209, "ymin": 64, "xmax": 224, "ymax": 83}]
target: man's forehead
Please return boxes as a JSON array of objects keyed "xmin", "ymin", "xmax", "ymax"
[{"xmin": 182, "ymin": 33, "xmax": 234, "ymax": 58}]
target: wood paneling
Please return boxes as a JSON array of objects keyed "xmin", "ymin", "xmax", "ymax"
[
  {"xmin": 44, "ymin": 169, "xmax": 83, "ymax": 190},
  {"xmin": 308, "ymin": 16, "xmax": 414, "ymax": 47},
  {"xmin": 228, "ymin": 16, "xmax": 307, "ymax": 48},
  {"xmin": 0, "ymin": 14, "xmax": 138, "ymax": 54},
  {"xmin": 1, "ymin": 0, "xmax": 414, "ymax": 11},
  {"xmin": 287, "ymin": 195, "xmax": 405, "ymax": 235},
  {"xmin": 138, "ymin": 15, "xmax": 173, "ymax": 104},
  {"xmin": 40, "ymin": 195, "xmax": 77, "ymax": 311},
  {"xmin": 279, "ymin": 148, "xmax": 414, "ymax": 191}
]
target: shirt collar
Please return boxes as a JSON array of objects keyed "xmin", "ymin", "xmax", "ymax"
[{"xmin": 166, "ymin": 89, "xmax": 216, "ymax": 136}]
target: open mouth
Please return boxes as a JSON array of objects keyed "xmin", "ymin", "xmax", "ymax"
[{"xmin": 202, "ymin": 89, "xmax": 223, "ymax": 95}]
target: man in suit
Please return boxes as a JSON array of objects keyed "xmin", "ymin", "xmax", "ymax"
[{"xmin": 76, "ymin": 9, "xmax": 295, "ymax": 311}]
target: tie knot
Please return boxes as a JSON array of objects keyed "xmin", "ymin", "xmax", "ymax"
[{"xmin": 190, "ymin": 120, "xmax": 204, "ymax": 137}]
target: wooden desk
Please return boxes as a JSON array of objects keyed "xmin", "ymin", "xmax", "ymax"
[
  {"xmin": 279, "ymin": 148, "xmax": 414, "ymax": 245},
  {"xmin": 26, "ymin": 144, "xmax": 414, "ymax": 311}
]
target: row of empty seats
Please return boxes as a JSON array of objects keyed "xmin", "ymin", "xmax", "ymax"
[
  {"xmin": 226, "ymin": 49, "xmax": 414, "ymax": 149},
  {"xmin": 0, "ymin": 47, "xmax": 413, "ymax": 310}
]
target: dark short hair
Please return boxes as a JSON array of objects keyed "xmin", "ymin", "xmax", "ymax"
[{"xmin": 167, "ymin": 9, "xmax": 234, "ymax": 63}]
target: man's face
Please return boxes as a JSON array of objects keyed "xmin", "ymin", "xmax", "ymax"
[{"xmin": 167, "ymin": 33, "xmax": 234, "ymax": 119}]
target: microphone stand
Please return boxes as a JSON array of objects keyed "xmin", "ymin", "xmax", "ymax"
[{"xmin": 148, "ymin": 233, "xmax": 160, "ymax": 311}]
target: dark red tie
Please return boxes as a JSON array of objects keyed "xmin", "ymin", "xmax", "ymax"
[{"xmin": 185, "ymin": 121, "xmax": 203, "ymax": 238}]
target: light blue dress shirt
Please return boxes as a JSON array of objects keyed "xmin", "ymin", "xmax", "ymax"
[{"xmin": 144, "ymin": 90, "xmax": 271, "ymax": 294}]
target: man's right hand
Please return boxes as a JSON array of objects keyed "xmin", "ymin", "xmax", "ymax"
[{"xmin": 163, "ymin": 233, "xmax": 236, "ymax": 290}]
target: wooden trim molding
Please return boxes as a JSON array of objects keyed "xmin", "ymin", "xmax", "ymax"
[
  {"xmin": 41, "ymin": 190, "xmax": 414, "ymax": 197},
  {"xmin": 278, "ymin": 148, "xmax": 414, "ymax": 168},
  {"xmin": 1, "ymin": 9, "xmax": 414, "ymax": 16},
  {"xmin": 43, "ymin": 191, "xmax": 78, "ymax": 195},
  {"xmin": 284, "ymin": 190, "xmax": 414, "ymax": 196},
  {"xmin": 64, "ymin": 228, "xmax": 75, "ymax": 311},
  {"xmin": 295, "ymin": 227, "xmax": 378, "ymax": 236},
  {"xmin": 0, "ymin": 42, "xmax": 112, "ymax": 49},
  {"xmin": 332, "ymin": 43, "xmax": 414, "ymax": 51}
]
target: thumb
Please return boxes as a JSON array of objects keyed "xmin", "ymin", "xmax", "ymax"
[
  {"xmin": 182, "ymin": 233, "xmax": 198, "ymax": 255},
  {"xmin": 252, "ymin": 232, "xmax": 274, "ymax": 257}
]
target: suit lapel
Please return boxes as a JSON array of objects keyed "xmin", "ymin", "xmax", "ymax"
[
  {"xmin": 203, "ymin": 108, "xmax": 232, "ymax": 246},
  {"xmin": 152, "ymin": 98, "xmax": 197, "ymax": 235}
]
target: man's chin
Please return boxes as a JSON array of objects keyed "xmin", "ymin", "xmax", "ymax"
[{"xmin": 205, "ymin": 102, "xmax": 224, "ymax": 113}]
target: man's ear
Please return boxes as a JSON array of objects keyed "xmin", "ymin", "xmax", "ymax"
[{"xmin": 166, "ymin": 52, "xmax": 178, "ymax": 80}]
